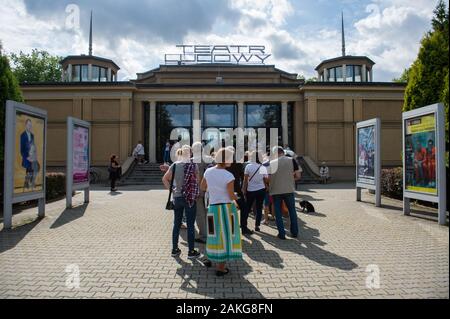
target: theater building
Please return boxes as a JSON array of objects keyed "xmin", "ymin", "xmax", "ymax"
[{"xmin": 19, "ymin": 48, "xmax": 405, "ymax": 181}]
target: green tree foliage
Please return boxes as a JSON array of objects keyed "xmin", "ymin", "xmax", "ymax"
[
  {"xmin": 9, "ymin": 49, "xmax": 62, "ymax": 83},
  {"xmin": 393, "ymin": 68, "xmax": 410, "ymax": 83},
  {"xmin": 403, "ymin": 0, "xmax": 449, "ymax": 146},
  {"xmin": 0, "ymin": 48, "xmax": 24, "ymax": 162}
]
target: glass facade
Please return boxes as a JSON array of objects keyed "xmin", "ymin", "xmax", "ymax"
[
  {"xmin": 72, "ymin": 65, "xmax": 81, "ymax": 81},
  {"xmin": 69, "ymin": 64, "xmax": 110, "ymax": 82},
  {"xmin": 201, "ymin": 103, "xmax": 236, "ymax": 128},
  {"xmin": 246, "ymin": 103, "xmax": 281, "ymax": 127}
]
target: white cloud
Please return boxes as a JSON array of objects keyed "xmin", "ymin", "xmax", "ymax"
[{"xmin": 0, "ymin": 0, "xmax": 444, "ymax": 81}]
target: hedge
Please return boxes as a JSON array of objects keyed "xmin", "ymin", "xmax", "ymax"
[
  {"xmin": 46, "ymin": 172, "xmax": 66, "ymax": 201},
  {"xmin": 381, "ymin": 167, "xmax": 403, "ymax": 200}
]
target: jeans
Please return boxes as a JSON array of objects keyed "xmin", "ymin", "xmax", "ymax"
[
  {"xmin": 246, "ymin": 188, "xmax": 266, "ymax": 227},
  {"xmin": 173, "ymin": 197, "xmax": 196, "ymax": 251},
  {"xmin": 236, "ymin": 194, "xmax": 249, "ymax": 230},
  {"xmin": 272, "ymin": 193, "xmax": 298, "ymax": 237},
  {"xmin": 163, "ymin": 150, "xmax": 170, "ymax": 163}
]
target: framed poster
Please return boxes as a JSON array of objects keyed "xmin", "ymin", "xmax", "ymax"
[
  {"xmin": 402, "ymin": 103, "xmax": 446, "ymax": 225},
  {"xmin": 72, "ymin": 125, "xmax": 89, "ymax": 184},
  {"xmin": 3, "ymin": 101, "xmax": 47, "ymax": 229},
  {"xmin": 66, "ymin": 117, "xmax": 91, "ymax": 208},
  {"xmin": 356, "ymin": 118, "xmax": 381, "ymax": 207}
]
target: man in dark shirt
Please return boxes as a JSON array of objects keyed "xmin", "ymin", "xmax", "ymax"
[{"xmin": 226, "ymin": 147, "xmax": 253, "ymax": 235}]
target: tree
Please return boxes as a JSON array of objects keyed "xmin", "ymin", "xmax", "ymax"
[
  {"xmin": 9, "ymin": 49, "xmax": 62, "ymax": 83},
  {"xmin": 0, "ymin": 46, "xmax": 23, "ymax": 163},
  {"xmin": 403, "ymin": 0, "xmax": 449, "ymax": 146},
  {"xmin": 393, "ymin": 68, "xmax": 410, "ymax": 83}
]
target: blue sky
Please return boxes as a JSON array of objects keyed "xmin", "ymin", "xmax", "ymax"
[{"xmin": 0, "ymin": 0, "xmax": 447, "ymax": 81}]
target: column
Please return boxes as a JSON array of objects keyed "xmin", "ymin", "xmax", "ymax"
[
  {"xmin": 362, "ymin": 64, "xmax": 367, "ymax": 82},
  {"xmin": 88, "ymin": 64, "xmax": 92, "ymax": 81},
  {"xmin": 323, "ymin": 68, "xmax": 328, "ymax": 82},
  {"xmin": 193, "ymin": 101, "xmax": 201, "ymax": 143},
  {"xmin": 149, "ymin": 101, "xmax": 157, "ymax": 163},
  {"xmin": 281, "ymin": 101, "xmax": 289, "ymax": 147},
  {"xmin": 237, "ymin": 101, "xmax": 245, "ymax": 128},
  {"xmin": 342, "ymin": 64, "xmax": 347, "ymax": 82},
  {"xmin": 107, "ymin": 68, "xmax": 112, "ymax": 82},
  {"xmin": 369, "ymin": 68, "xmax": 373, "ymax": 82}
]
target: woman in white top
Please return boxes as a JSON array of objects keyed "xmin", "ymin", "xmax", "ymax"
[
  {"xmin": 242, "ymin": 151, "xmax": 269, "ymax": 231},
  {"xmin": 200, "ymin": 148, "xmax": 242, "ymax": 276}
]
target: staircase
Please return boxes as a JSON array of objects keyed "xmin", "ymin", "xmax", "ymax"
[
  {"xmin": 120, "ymin": 162, "xmax": 165, "ymax": 186},
  {"xmin": 296, "ymin": 156, "xmax": 321, "ymax": 184}
]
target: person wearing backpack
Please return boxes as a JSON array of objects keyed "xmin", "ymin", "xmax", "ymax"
[
  {"xmin": 162, "ymin": 145, "xmax": 200, "ymax": 259},
  {"xmin": 242, "ymin": 151, "xmax": 269, "ymax": 232}
]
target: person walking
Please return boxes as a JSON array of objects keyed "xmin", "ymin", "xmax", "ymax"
[
  {"xmin": 201, "ymin": 148, "xmax": 242, "ymax": 276},
  {"xmin": 162, "ymin": 145, "xmax": 200, "ymax": 259},
  {"xmin": 269, "ymin": 147, "xmax": 302, "ymax": 239},
  {"xmin": 109, "ymin": 155, "xmax": 121, "ymax": 192},
  {"xmin": 163, "ymin": 140, "xmax": 171, "ymax": 164},
  {"xmin": 192, "ymin": 142, "xmax": 209, "ymax": 244},
  {"xmin": 242, "ymin": 151, "xmax": 269, "ymax": 232},
  {"xmin": 225, "ymin": 146, "xmax": 253, "ymax": 235},
  {"xmin": 132, "ymin": 141, "xmax": 147, "ymax": 164}
]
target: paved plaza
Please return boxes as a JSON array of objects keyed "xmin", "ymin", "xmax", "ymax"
[{"xmin": 0, "ymin": 183, "xmax": 448, "ymax": 299}]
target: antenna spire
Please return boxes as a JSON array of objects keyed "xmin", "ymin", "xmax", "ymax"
[
  {"xmin": 89, "ymin": 10, "xmax": 93, "ymax": 56},
  {"xmin": 341, "ymin": 11, "xmax": 346, "ymax": 56}
]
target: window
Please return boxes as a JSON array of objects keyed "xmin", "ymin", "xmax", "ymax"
[
  {"xmin": 245, "ymin": 103, "xmax": 281, "ymax": 127},
  {"xmin": 100, "ymin": 67, "xmax": 107, "ymax": 82},
  {"xmin": 81, "ymin": 65, "xmax": 89, "ymax": 81},
  {"xmin": 92, "ymin": 66, "xmax": 100, "ymax": 81},
  {"xmin": 346, "ymin": 65, "xmax": 354, "ymax": 82},
  {"xmin": 354, "ymin": 65, "xmax": 362, "ymax": 82},
  {"xmin": 335, "ymin": 66, "xmax": 343, "ymax": 82},
  {"xmin": 327, "ymin": 67, "xmax": 335, "ymax": 82},
  {"xmin": 201, "ymin": 103, "xmax": 236, "ymax": 128},
  {"xmin": 72, "ymin": 65, "xmax": 81, "ymax": 81}
]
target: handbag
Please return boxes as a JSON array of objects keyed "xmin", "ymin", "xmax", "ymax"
[{"xmin": 165, "ymin": 163, "xmax": 176, "ymax": 210}]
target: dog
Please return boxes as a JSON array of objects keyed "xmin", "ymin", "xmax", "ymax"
[{"xmin": 299, "ymin": 200, "xmax": 315, "ymax": 213}]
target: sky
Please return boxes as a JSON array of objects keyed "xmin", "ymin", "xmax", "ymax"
[{"xmin": 0, "ymin": 0, "xmax": 447, "ymax": 81}]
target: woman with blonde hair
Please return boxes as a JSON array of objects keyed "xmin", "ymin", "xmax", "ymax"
[{"xmin": 201, "ymin": 148, "xmax": 242, "ymax": 276}]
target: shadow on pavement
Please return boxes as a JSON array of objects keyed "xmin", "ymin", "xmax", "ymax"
[
  {"xmin": 174, "ymin": 256, "xmax": 264, "ymax": 299},
  {"xmin": 50, "ymin": 203, "xmax": 88, "ymax": 229},
  {"xmin": 0, "ymin": 217, "xmax": 43, "ymax": 253},
  {"xmin": 242, "ymin": 235, "xmax": 284, "ymax": 269},
  {"xmin": 258, "ymin": 218, "xmax": 358, "ymax": 271}
]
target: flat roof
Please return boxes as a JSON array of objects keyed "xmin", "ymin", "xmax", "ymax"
[
  {"xmin": 315, "ymin": 56, "xmax": 376, "ymax": 71},
  {"xmin": 60, "ymin": 55, "xmax": 121, "ymax": 70}
]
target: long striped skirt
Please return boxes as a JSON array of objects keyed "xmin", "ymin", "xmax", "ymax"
[{"xmin": 206, "ymin": 203, "xmax": 242, "ymax": 263}]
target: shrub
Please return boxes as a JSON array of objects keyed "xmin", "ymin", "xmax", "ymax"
[
  {"xmin": 46, "ymin": 172, "xmax": 66, "ymax": 201},
  {"xmin": 381, "ymin": 167, "xmax": 403, "ymax": 200}
]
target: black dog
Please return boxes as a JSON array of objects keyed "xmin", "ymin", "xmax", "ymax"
[{"xmin": 299, "ymin": 200, "xmax": 315, "ymax": 213}]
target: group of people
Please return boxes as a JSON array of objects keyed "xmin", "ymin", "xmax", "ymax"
[{"xmin": 161, "ymin": 143, "xmax": 302, "ymax": 276}]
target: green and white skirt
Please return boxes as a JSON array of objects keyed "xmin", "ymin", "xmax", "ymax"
[{"xmin": 206, "ymin": 202, "xmax": 242, "ymax": 263}]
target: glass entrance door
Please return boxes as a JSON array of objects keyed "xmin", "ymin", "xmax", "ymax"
[{"xmin": 156, "ymin": 102, "xmax": 192, "ymax": 163}]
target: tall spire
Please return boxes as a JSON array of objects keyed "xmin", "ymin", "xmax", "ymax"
[
  {"xmin": 341, "ymin": 11, "xmax": 346, "ymax": 57},
  {"xmin": 88, "ymin": 10, "xmax": 93, "ymax": 56}
]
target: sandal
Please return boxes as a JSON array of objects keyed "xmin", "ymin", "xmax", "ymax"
[{"xmin": 216, "ymin": 268, "xmax": 230, "ymax": 277}]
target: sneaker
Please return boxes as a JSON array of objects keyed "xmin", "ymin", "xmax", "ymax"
[
  {"xmin": 188, "ymin": 249, "xmax": 200, "ymax": 259},
  {"xmin": 216, "ymin": 268, "xmax": 230, "ymax": 277},
  {"xmin": 289, "ymin": 233, "xmax": 298, "ymax": 238},
  {"xmin": 171, "ymin": 248, "xmax": 181, "ymax": 257},
  {"xmin": 242, "ymin": 228, "xmax": 254, "ymax": 235},
  {"xmin": 255, "ymin": 226, "xmax": 261, "ymax": 232},
  {"xmin": 277, "ymin": 234, "xmax": 286, "ymax": 240},
  {"xmin": 201, "ymin": 258, "xmax": 212, "ymax": 268}
]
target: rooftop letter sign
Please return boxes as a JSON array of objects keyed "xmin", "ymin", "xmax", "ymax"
[{"xmin": 164, "ymin": 45, "xmax": 271, "ymax": 65}]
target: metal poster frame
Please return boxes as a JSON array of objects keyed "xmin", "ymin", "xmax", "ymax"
[
  {"xmin": 402, "ymin": 103, "xmax": 447, "ymax": 225},
  {"xmin": 66, "ymin": 117, "xmax": 91, "ymax": 208},
  {"xmin": 356, "ymin": 118, "xmax": 381, "ymax": 207},
  {"xmin": 3, "ymin": 100, "xmax": 47, "ymax": 229}
]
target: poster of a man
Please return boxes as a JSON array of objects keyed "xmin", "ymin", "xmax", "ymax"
[
  {"xmin": 405, "ymin": 114, "xmax": 437, "ymax": 194},
  {"xmin": 357, "ymin": 125, "xmax": 375, "ymax": 184},
  {"xmin": 14, "ymin": 113, "xmax": 45, "ymax": 194}
]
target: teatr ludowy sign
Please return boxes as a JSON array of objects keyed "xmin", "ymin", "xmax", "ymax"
[{"xmin": 165, "ymin": 45, "xmax": 271, "ymax": 65}]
